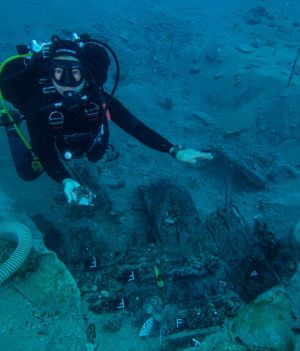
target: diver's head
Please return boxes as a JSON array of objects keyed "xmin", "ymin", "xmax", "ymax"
[{"xmin": 49, "ymin": 39, "xmax": 86, "ymax": 96}]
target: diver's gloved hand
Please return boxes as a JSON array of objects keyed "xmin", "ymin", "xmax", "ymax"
[
  {"xmin": 62, "ymin": 178, "xmax": 81, "ymax": 204},
  {"xmin": 62, "ymin": 178, "xmax": 96, "ymax": 206},
  {"xmin": 169, "ymin": 145, "xmax": 213, "ymax": 164}
]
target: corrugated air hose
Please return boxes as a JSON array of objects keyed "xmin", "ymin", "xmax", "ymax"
[{"xmin": 0, "ymin": 222, "xmax": 32, "ymax": 284}]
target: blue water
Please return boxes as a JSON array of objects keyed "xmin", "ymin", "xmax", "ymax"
[{"xmin": 0, "ymin": 1, "xmax": 300, "ymax": 350}]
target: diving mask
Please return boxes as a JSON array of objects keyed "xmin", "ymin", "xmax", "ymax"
[{"xmin": 51, "ymin": 58, "xmax": 85, "ymax": 88}]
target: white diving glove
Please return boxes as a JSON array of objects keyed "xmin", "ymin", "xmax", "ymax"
[
  {"xmin": 62, "ymin": 179, "xmax": 96, "ymax": 206},
  {"xmin": 62, "ymin": 178, "xmax": 81, "ymax": 204},
  {"xmin": 169, "ymin": 145, "xmax": 213, "ymax": 164}
]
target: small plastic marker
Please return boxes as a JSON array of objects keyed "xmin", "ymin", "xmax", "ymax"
[
  {"xmin": 192, "ymin": 338, "xmax": 201, "ymax": 347},
  {"xmin": 176, "ymin": 319, "xmax": 183, "ymax": 328},
  {"xmin": 250, "ymin": 270, "xmax": 257, "ymax": 277},
  {"xmin": 128, "ymin": 270, "xmax": 135, "ymax": 281},
  {"xmin": 89, "ymin": 257, "xmax": 97, "ymax": 269},
  {"xmin": 117, "ymin": 298, "xmax": 125, "ymax": 309}
]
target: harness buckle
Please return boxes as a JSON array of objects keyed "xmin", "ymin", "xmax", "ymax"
[
  {"xmin": 85, "ymin": 102, "xmax": 99, "ymax": 120},
  {"xmin": 41, "ymin": 49, "xmax": 50, "ymax": 58},
  {"xmin": 49, "ymin": 111, "xmax": 64, "ymax": 129},
  {"xmin": 43, "ymin": 86, "xmax": 57, "ymax": 94}
]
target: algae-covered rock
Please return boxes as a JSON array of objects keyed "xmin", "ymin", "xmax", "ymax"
[
  {"xmin": 14, "ymin": 251, "xmax": 81, "ymax": 310},
  {"xmin": 194, "ymin": 328, "xmax": 245, "ymax": 351},
  {"xmin": 295, "ymin": 335, "xmax": 300, "ymax": 351},
  {"xmin": 229, "ymin": 286, "xmax": 295, "ymax": 350},
  {"xmin": 0, "ymin": 195, "xmax": 86, "ymax": 351},
  {"xmin": 0, "ymin": 207, "xmax": 81, "ymax": 310},
  {"xmin": 200, "ymin": 285, "xmax": 298, "ymax": 351},
  {"xmin": 287, "ymin": 263, "xmax": 300, "ymax": 310},
  {"xmin": 291, "ymin": 221, "xmax": 300, "ymax": 249}
]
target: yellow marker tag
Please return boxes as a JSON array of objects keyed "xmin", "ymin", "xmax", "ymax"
[
  {"xmin": 154, "ymin": 265, "xmax": 164, "ymax": 288},
  {"xmin": 157, "ymin": 279, "xmax": 164, "ymax": 288}
]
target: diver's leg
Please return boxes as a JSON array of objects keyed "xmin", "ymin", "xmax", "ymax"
[{"xmin": 6, "ymin": 127, "xmax": 42, "ymax": 181}]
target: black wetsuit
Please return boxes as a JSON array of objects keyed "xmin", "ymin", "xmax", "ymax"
[{"xmin": 0, "ymin": 45, "xmax": 173, "ymax": 183}]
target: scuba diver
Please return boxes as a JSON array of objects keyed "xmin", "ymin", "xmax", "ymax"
[{"xmin": 0, "ymin": 33, "xmax": 213, "ymax": 205}]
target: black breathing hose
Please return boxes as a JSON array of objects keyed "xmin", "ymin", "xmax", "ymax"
[{"xmin": 85, "ymin": 39, "xmax": 120, "ymax": 107}]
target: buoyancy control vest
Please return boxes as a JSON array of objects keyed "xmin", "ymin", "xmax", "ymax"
[{"xmin": 0, "ymin": 32, "xmax": 120, "ymax": 169}]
